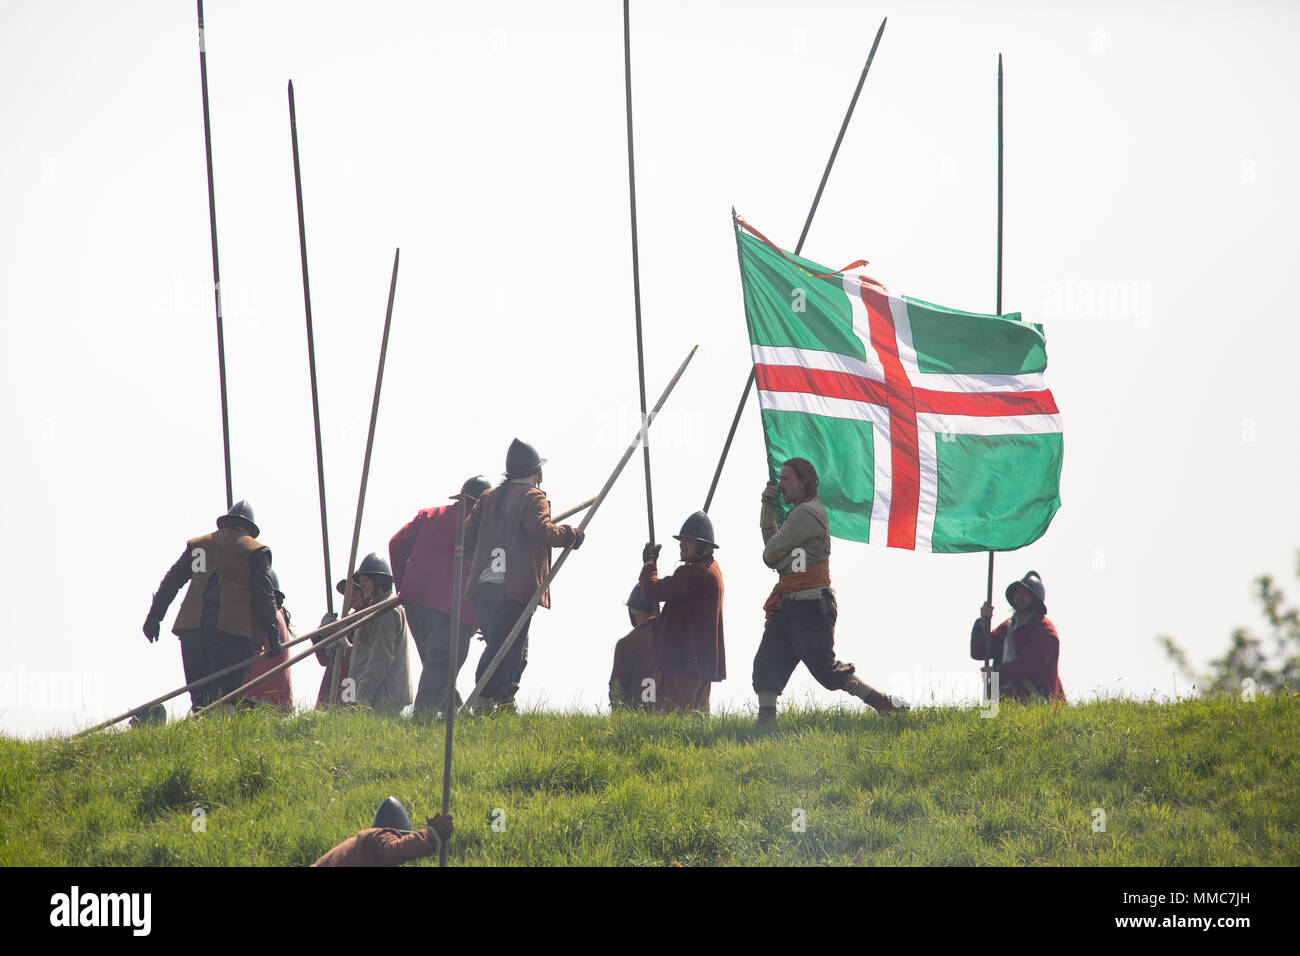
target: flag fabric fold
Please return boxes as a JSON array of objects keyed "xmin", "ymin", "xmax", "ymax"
[{"xmin": 734, "ymin": 215, "xmax": 1062, "ymax": 553}]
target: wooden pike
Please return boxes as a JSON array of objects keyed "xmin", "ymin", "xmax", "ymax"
[
  {"xmin": 288, "ymin": 79, "xmax": 336, "ymax": 619},
  {"xmin": 196, "ymin": 0, "xmax": 233, "ymax": 508},
  {"xmin": 330, "ymin": 248, "xmax": 401, "ymax": 707},
  {"xmin": 439, "ymin": 494, "xmax": 467, "ymax": 867},
  {"xmin": 702, "ymin": 17, "xmax": 887, "ymax": 512}
]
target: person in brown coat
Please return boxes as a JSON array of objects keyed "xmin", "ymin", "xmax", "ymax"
[
  {"xmin": 639, "ymin": 511, "xmax": 726, "ymax": 713},
  {"xmin": 312, "ymin": 797, "xmax": 453, "ymax": 867},
  {"xmin": 610, "ymin": 584, "xmax": 658, "ymax": 711},
  {"xmin": 464, "ymin": 439, "xmax": 583, "ymax": 710}
]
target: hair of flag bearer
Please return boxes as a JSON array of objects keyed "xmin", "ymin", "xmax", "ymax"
[
  {"xmin": 312, "ymin": 796, "xmax": 453, "ymax": 867},
  {"xmin": 753, "ymin": 458, "xmax": 908, "ymax": 726},
  {"xmin": 972, "ymin": 570, "xmax": 1065, "ymax": 703},
  {"xmin": 609, "ymin": 584, "xmax": 658, "ymax": 711},
  {"xmin": 142, "ymin": 500, "xmax": 283, "ymax": 712},
  {"xmin": 638, "ymin": 511, "xmax": 726, "ymax": 714},
  {"xmin": 390, "ymin": 475, "xmax": 491, "ymax": 718},
  {"xmin": 463, "ymin": 439, "xmax": 584, "ymax": 713}
]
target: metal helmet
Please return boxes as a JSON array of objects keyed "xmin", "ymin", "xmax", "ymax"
[
  {"xmin": 626, "ymin": 584, "xmax": 656, "ymax": 614},
  {"xmin": 625, "ymin": 584, "xmax": 658, "ymax": 627},
  {"xmin": 130, "ymin": 703, "xmax": 167, "ymax": 727},
  {"xmin": 216, "ymin": 499, "xmax": 259, "ymax": 538},
  {"xmin": 372, "ymin": 796, "xmax": 411, "ymax": 831},
  {"xmin": 504, "ymin": 438, "xmax": 546, "ymax": 478},
  {"xmin": 673, "ymin": 511, "xmax": 719, "ymax": 549},
  {"xmin": 336, "ymin": 552, "xmax": 393, "ymax": 593},
  {"xmin": 1006, "ymin": 570, "xmax": 1047, "ymax": 613},
  {"xmin": 269, "ymin": 569, "xmax": 285, "ymax": 604},
  {"xmin": 453, "ymin": 475, "xmax": 492, "ymax": 502}
]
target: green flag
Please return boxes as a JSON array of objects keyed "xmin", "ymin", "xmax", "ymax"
[{"xmin": 735, "ymin": 215, "xmax": 1062, "ymax": 553}]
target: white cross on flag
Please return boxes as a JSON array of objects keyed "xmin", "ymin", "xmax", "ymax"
[{"xmin": 734, "ymin": 215, "xmax": 1063, "ymax": 552}]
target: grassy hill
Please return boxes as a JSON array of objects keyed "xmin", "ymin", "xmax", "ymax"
[{"xmin": 2, "ymin": 695, "xmax": 1296, "ymax": 866}]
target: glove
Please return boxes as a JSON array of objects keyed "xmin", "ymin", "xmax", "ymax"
[
  {"xmin": 428, "ymin": 814, "xmax": 454, "ymax": 843},
  {"xmin": 761, "ymin": 479, "xmax": 780, "ymax": 504},
  {"xmin": 642, "ymin": 542, "xmax": 661, "ymax": 564},
  {"xmin": 265, "ymin": 635, "xmax": 285, "ymax": 659},
  {"xmin": 319, "ymin": 611, "xmax": 338, "ymax": 628},
  {"xmin": 567, "ymin": 526, "xmax": 585, "ymax": 550},
  {"xmin": 143, "ymin": 619, "xmax": 160, "ymax": 643}
]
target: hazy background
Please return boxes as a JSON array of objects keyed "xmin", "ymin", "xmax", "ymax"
[{"xmin": 2, "ymin": 0, "xmax": 1297, "ymax": 737}]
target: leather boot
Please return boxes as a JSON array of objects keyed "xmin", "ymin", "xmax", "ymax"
[{"xmin": 845, "ymin": 677, "xmax": 909, "ymax": 715}]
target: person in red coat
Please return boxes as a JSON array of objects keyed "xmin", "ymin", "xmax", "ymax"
[
  {"xmin": 639, "ymin": 512, "xmax": 725, "ymax": 713},
  {"xmin": 970, "ymin": 570, "xmax": 1065, "ymax": 703},
  {"xmin": 243, "ymin": 570, "xmax": 295, "ymax": 710},
  {"xmin": 390, "ymin": 476, "xmax": 489, "ymax": 716}
]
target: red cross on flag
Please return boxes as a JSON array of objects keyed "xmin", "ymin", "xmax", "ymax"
[{"xmin": 734, "ymin": 215, "xmax": 1062, "ymax": 553}]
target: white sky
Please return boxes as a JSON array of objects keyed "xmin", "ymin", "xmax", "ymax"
[{"xmin": 2, "ymin": 0, "xmax": 1297, "ymax": 738}]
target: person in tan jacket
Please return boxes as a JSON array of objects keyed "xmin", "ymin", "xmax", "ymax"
[
  {"xmin": 336, "ymin": 553, "xmax": 412, "ymax": 715},
  {"xmin": 464, "ymin": 439, "xmax": 583, "ymax": 710},
  {"xmin": 143, "ymin": 500, "xmax": 283, "ymax": 711},
  {"xmin": 753, "ymin": 458, "xmax": 907, "ymax": 726}
]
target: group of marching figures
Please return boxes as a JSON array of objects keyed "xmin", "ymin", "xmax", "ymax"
[{"xmin": 142, "ymin": 438, "xmax": 1065, "ymax": 725}]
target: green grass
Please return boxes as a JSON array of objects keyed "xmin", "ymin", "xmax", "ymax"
[{"xmin": 2, "ymin": 695, "xmax": 1296, "ymax": 866}]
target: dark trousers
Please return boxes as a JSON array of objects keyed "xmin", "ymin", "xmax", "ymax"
[
  {"xmin": 752, "ymin": 589, "xmax": 855, "ymax": 694},
  {"xmin": 408, "ymin": 604, "xmax": 477, "ymax": 715},
  {"xmin": 472, "ymin": 584, "xmax": 531, "ymax": 704},
  {"xmin": 178, "ymin": 626, "xmax": 254, "ymax": 710}
]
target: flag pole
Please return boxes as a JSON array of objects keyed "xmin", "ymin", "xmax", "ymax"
[
  {"xmin": 330, "ymin": 248, "xmax": 401, "ymax": 707},
  {"xmin": 439, "ymin": 494, "xmax": 466, "ymax": 867},
  {"xmin": 982, "ymin": 54, "xmax": 1005, "ymax": 692},
  {"xmin": 623, "ymin": 0, "xmax": 655, "ymax": 544},
  {"xmin": 196, "ymin": 0, "xmax": 233, "ymax": 509},
  {"xmin": 702, "ymin": 17, "xmax": 887, "ymax": 512},
  {"xmin": 461, "ymin": 345, "xmax": 699, "ymax": 712},
  {"xmin": 289, "ymin": 80, "xmax": 335, "ymax": 620}
]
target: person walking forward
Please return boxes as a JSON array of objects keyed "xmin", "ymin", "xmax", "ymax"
[{"xmin": 752, "ymin": 459, "xmax": 906, "ymax": 725}]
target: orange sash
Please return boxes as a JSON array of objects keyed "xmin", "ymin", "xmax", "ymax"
[{"xmin": 762, "ymin": 561, "xmax": 832, "ymax": 624}]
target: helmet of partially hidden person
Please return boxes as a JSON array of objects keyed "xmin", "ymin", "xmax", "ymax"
[
  {"xmin": 673, "ymin": 511, "xmax": 718, "ymax": 549},
  {"xmin": 504, "ymin": 438, "xmax": 546, "ymax": 479},
  {"xmin": 216, "ymin": 499, "xmax": 259, "ymax": 538},
  {"xmin": 453, "ymin": 475, "xmax": 492, "ymax": 502},
  {"xmin": 1006, "ymin": 570, "xmax": 1046, "ymax": 613},
  {"xmin": 372, "ymin": 796, "xmax": 411, "ymax": 831},
  {"xmin": 625, "ymin": 584, "xmax": 658, "ymax": 627}
]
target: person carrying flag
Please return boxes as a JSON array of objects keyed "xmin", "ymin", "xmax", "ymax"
[{"xmin": 753, "ymin": 458, "xmax": 907, "ymax": 726}]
